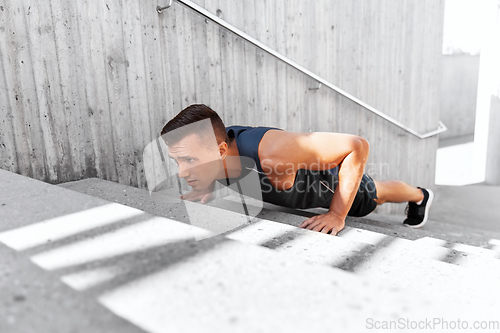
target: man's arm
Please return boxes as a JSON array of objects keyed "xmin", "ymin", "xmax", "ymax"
[
  {"xmin": 299, "ymin": 137, "xmax": 369, "ymax": 235},
  {"xmin": 260, "ymin": 131, "xmax": 370, "ymax": 235}
]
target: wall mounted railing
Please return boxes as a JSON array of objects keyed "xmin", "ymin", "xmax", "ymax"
[{"xmin": 157, "ymin": 0, "xmax": 447, "ymax": 139}]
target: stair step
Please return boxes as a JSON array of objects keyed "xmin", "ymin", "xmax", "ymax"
[
  {"xmin": 221, "ymin": 195, "xmax": 500, "ymax": 260},
  {"xmin": 415, "ymin": 236, "xmax": 500, "ymax": 258},
  {"xmin": 58, "ymin": 178, "xmax": 500, "ymax": 248},
  {"xmin": 371, "ymin": 211, "xmax": 500, "ymax": 247},
  {"xmin": 0, "ymin": 203, "xmax": 145, "ymax": 251},
  {"xmin": 342, "ymin": 228, "xmax": 500, "ymax": 276},
  {"xmin": 490, "ymin": 238, "xmax": 500, "ymax": 252},
  {"xmin": 219, "ymin": 204, "xmax": 500, "ymax": 271},
  {"xmin": 221, "ymin": 193, "xmax": 500, "ymax": 248}
]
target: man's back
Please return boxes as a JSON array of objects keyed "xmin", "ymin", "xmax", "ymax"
[{"xmin": 225, "ymin": 125, "xmax": 339, "ymax": 209}]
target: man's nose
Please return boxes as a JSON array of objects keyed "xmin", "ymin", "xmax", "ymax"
[{"xmin": 177, "ymin": 164, "xmax": 190, "ymax": 179}]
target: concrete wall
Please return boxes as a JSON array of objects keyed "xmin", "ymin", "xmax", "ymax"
[
  {"xmin": 473, "ymin": 1, "xmax": 500, "ymax": 186},
  {"xmin": 439, "ymin": 54, "xmax": 479, "ymax": 141},
  {"xmin": 485, "ymin": 95, "xmax": 500, "ymax": 185},
  {"xmin": 0, "ymin": 0, "xmax": 445, "ymax": 214}
]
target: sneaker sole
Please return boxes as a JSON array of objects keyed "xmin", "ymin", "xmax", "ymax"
[{"xmin": 404, "ymin": 189, "xmax": 434, "ymax": 229}]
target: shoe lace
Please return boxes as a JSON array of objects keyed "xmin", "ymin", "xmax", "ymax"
[{"xmin": 405, "ymin": 201, "xmax": 424, "ymax": 219}]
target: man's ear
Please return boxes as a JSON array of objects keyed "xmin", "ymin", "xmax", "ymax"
[{"xmin": 218, "ymin": 141, "xmax": 228, "ymax": 159}]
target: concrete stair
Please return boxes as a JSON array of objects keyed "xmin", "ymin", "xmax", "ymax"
[{"xmin": 1, "ymin": 171, "xmax": 500, "ymax": 332}]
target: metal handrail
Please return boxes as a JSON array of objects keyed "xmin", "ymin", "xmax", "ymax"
[{"xmin": 157, "ymin": 0, "xmax": 447, "ymax": 139}]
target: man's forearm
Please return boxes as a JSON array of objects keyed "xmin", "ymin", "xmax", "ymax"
[{"xmin": 327, "ymin": 145, "xmax": 368, "ymax": 219}]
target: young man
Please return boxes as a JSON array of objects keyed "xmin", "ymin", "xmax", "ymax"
[{"xmin": 161, "ymin": 104, "xmax": 434, "ymax": 236}]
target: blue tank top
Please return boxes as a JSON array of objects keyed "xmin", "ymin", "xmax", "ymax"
[{"xmin": 222, "ymin": 125, "xmax": 340, "ymax": 209}]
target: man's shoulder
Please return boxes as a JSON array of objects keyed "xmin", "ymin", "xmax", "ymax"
[
  {"xmin": 226, "ymin": 125, "xmax": 285, "ymax": 143},
  {"xmin": 258, "ymin": 129, "xmax": 301, "ymax": 162},
  {"xmin": 226, "ymin": 125, "xmax": 284, "ymax": 133}
]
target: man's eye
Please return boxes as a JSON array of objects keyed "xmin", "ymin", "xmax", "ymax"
[{"xmin": 187, "ymin": 158, "xmax": 195, "ymax": 163}]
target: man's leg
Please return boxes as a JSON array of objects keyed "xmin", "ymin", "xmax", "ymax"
[
  {"xmin": 372, "ymin": 179, "xmax": 433, "ymax": 228},
  {"xmin": 372, "ymin": 180, "xmax": 424, "ymax": 205}
]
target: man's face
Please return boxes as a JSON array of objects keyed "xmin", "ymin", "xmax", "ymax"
[{"xmin": 168, "ymin": 133, "xmax": 222, "ymax": 191}]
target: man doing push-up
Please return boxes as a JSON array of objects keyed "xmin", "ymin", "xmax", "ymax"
[{"xmin": 160, "ymin": 104, "xmax": 434, "ymax": 236}]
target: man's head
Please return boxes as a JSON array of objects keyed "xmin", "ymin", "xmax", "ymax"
[
  {"xmin": 161, "ymin": 104, "xmax": 229, "ymax": 146},
  {"xmin": 161, "ymin": 104, "xmax": 229, "ymax": 191}
]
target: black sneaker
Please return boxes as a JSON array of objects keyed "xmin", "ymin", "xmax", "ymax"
[{"xmin": 403, "ymin": 187, "xmax": 434, "ymax": 228}]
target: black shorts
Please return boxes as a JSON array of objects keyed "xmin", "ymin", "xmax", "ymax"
[{"xmin": 347, "ymin": 174, "xmax": 378, "ymax": 217}]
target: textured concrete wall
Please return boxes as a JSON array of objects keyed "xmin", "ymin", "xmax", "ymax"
[
  {"xmin": 440, "ymin": 54, "xmax": 479, "ymax": 141},
  {"xmin": 0, "ymin": 0, "xmax": 445, "ymax": 214}
]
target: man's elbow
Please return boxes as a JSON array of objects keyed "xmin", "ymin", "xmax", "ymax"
[{"xmin": 354, "ymin": 137, "xmax": 370, "ymax": 159}]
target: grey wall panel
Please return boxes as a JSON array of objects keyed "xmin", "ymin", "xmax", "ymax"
[{"xmin": 440, "ymin": 54, "xmax": 479, "ymax": 141}]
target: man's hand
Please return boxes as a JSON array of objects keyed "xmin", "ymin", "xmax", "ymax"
[
  {"xmin": 299, "ymin": 211, "xmax": 345, "ymax": 236},
  {"xmin": 180, "ymin": 184, "xmax": 214, "ymax": 204},
  {"xmin": 180, "ymin": 190, "xmax": 213, "ymax": 204}
]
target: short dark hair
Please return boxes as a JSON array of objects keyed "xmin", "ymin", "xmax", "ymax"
[{"xmin": 160, "ymin": 104, "xmax": 229, "ymax": 146}]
